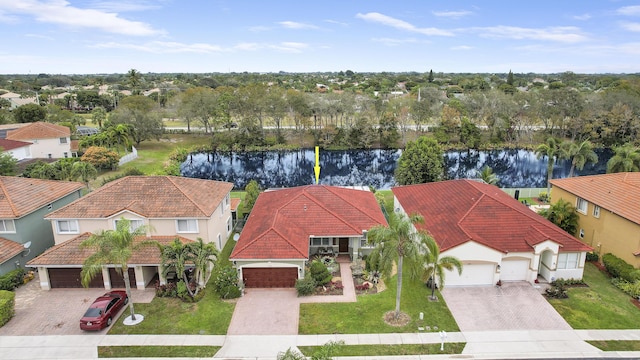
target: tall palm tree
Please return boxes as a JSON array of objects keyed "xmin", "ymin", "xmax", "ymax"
[
  {"xmin": 422, "ymin": 236, "xmax": 462, "ymax": 301},
  {"xmin": 563, "ymin": 140, "xmax": 598, "ymax": 177},
  {"xmin": 476, "ymin": 165, "xmax": 499, "ymax": 185},
  {"xmin": 108, "ymin": 124, "xmax": 132, "ymax": 153},
  {"xmin": 127, "ymin": 69, "xmax": 142, "ymax": 95},
  {"xmin": 189, "ymin": 238, "xmax": 219, "ymax": 293},
  {"xmin": 607, "ymin": 143, "xmax": 640, "ymax": 173},
  {"xmin": 368, "ymin": 212, "xmax": 429, "ymax": 320},
  {"xmin": 71, "ymin": 161, "xmax": 97, "ymax": 190},
  {"xmin": 80, "ymin": 218, "xmax": 153, "ymax": 322},
  {"xmin": 535, "ymin": 137, "xmax": 561, "ymax": 195}
]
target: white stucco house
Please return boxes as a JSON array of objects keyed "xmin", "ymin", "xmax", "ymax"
[
  {"xmin": 6, "ymin": 122, "xmax": 74, "ymax": 159},
  {"xmin": 0, "ymin": 138, "xmax": 32, "ymax": 161}
]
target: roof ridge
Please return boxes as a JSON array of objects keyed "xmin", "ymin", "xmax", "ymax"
[
  {"xmin": 300, "ymin": 187, "xmax": 363, "ymax": 234},
  {"xmin": 271, "ymin": 227, "xmax": 308, "ymax": 258},
  {"xmin": 0, "ymin": 177, "xmax": 19, "ymax": 217},
  {"xmin": 323, "ymin": 186, "xmax": 384, "ymax": 225},
  {"xmin": 45, "ymin": 176, "xmax": 127, "ymax": 218},
  {"xmin": 29, "ymin": 232, "xmax": 92, "ymax": 264},
  {"xmin": 166, "ymin": 176, "xmax": 209, "ymax": 216}
]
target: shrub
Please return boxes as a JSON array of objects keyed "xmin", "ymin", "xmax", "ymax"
[
  {"xmin": 155, "ymin": 281, "xmax": 177, "ymax": 297},
  {"xmin": 100, "ymin": 168, "xmax": 144, "ymax": 185},
  {"xmin": 0, "ymin": 268, "xmax": 25, "ymax": 291},
  {"xmin": 212, "ymin": 266, "xmax": 241, "ymax": 299},
  {"xmin": 309, "ymin": 260, "xmax": 332, "ymax": 285},
  {"xmin": 80, "ymin": 146, "xmax": 119, "ymax": 170},
  {"xmin": 355, "ymin": 283, "xmax": 370, "ymax": 291},
  {"xmin": 538, "ymin": 192, "xmax": 550, "ymax": 203},
  {"xmin": 0, "ymin": 290, "xmax": 15, "ymax": 327},
  {"xmin": 602, "ymin": 253, "xmax": 640, "ymax": 282},
  {"xmin": 585, "ymin": 252, "xmax": 599, "ymax": 262},
  {"xmin": 295, "ymin": 276, "xmax": 316, "ymax": 297},
  {"xmin": 611, "ymin": 278, "xmax": 640, "ymax": 299}
]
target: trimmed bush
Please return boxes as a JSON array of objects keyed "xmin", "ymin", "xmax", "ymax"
[
  {"xmin": 0, "ymin": 268, "xmax": 25, "ymax": 291},
  {"xmin": 295, "ymin": 276, "xmax": 316, "ymax": 297},
  {"xmin": 586, "ymin": 252, "xmax": 599, "ymax": 262},
  {"xmin": 309, "ymin": 260, "xmax": 332, "ymax": 285},
  {"xmin": 0, "ymin": 290, "xmax": 15, "ymax": 327},
  {"xmin": 212, "ymin": 266, "xmax": 241, "ymax": 299},
  {"xmin": 602, "ymin": 253, "xmax": 640, "ymax": 283}
]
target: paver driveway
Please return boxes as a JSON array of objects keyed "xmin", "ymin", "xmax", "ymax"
[
  {"xmin": 441, "ymin": 282, "xmax": 572, "ymax": 332},
  {"xmin": 0, "ymin": 279, "xmax": 155, "ymax": 336}
]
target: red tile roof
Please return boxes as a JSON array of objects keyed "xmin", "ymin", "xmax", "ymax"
[
  {"xmin": 392, "ymin": 180, "xmax": 591, "ymax": 253},
  {"xmin": 6, "ymin": 122, "xmax": 70, "ymax": 140},
  {"xmin": 27, "ymin": 233, "xmax": 194, "ymax": 266},
  {"xmin": 0, "ymin": 138, "xmax": 31, "ymax": 151},
  {"xmin": 550, "ymin": 173, "xmax": 640, "ymax": 225},
  {"xmin": 0, "ymin": 176, "xmax": 85, "ymax": 218},
  {"xmin": 46, "ymin": 176, "xmax": 233, "ymax": 219},
  {"xmin": 230, "ymin": 198, "xmax": 241, "ymax": 212},
  {"xmin": 230, "ymin": 185, "xmax": 387, "ymax": 260},
  {"xmin": 0, "ymin": 237, "xmax": 23, "ymax": 264}
]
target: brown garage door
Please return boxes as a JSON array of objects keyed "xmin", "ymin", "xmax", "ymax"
[
  {"xmin": 108, "ymin": 268, "xmax": 137, "ymax": 289},
  {"xmin": 243, "ymin": 267, "xmax": 297, "ymax": 288},
  {"xmin": 49, "ymin": 268, "xmax": 103, "ymax": 288}
]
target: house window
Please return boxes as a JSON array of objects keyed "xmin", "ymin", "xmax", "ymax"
[
  {"xmin": 360, "ymin": 237, "xmax": 372, "ymax": 248},
  {"xmin": 579, "ymin": 229, "xmax": 585, "ymax": 238},
  {"xmin": 0, "ymin": 219, "xmax": 16, "ymax": 233},
  {"xmin": 225, "ymin": 194, "xmax": 230, "ymax": 207},
  {"xmin": 47, "ymin": 203, "xmax": 52, "ymax": 210},
  {"xmin": 227, "ymin": 217, "xmax": 232, "ymax": 233},
  {"xmin": 56, "ymin": 220, "xmax": 79, "ymax": 234},
  {"xmin": 114, "ymin": 219, "xmax": 144, "ymax": 232},
  {"xmin": 593, "ymin": 205, "xmax": 600, "ymax": 218},
  {"xmin": 176, "ymin": 219, "xmax": 198, "ymax": 233},
  {"xmin": 576, "ymin": 197, "xmax": 588, "ymax": 214},
  {"xmin": 219, "ymin": 203, "xmax": 223, "ymax": 218},
  {"xmin": 310, "ymin": 237, "xmax": 331, "ymax": 246},
  {"xmin": 557, "ymin": 253, "xmax": 579, "ymax": 269},
  {"xmin": 59, "ymin": 137, "xmax": 67, "ymax": 144}
]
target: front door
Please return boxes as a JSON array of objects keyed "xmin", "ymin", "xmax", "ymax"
[{"xmin": 339, "ymin": 238, "xmax": 349, "ymax": 253}]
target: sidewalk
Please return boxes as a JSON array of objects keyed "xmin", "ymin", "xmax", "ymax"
[{"xmin": 2, "ymin": 330, "xmax": 640, "ymax": 360}]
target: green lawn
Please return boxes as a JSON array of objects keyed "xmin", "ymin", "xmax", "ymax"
[
  {"xmin": 98, "ymin": 346, "xmax": 220, "ymax": 358},
  {"xmin": 548, "ymin": 262, "xmax": 640, "ymax": 329},
  {"xmin": 298, "ymin": 343, "xmax": 465, "ymax": 356},
  {"xmin": 587, "ymin": 340, "xmax": 640, "ymax": 351},
  {"xmin": 299, "ymin": 267, "xmax": 459, "ymax": 334}
]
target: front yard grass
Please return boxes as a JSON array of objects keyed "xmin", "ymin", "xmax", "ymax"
[
  {"xmin": 298, "ymin": 343, "xmax": 465, "ymax": 356},
  {"xmin": 299, "ymin": 268, "xmax": 459, "ymax": 334},
  {"xmin": 548, "ymin": 262, "xmax": 640, "ymax": 329},
  {"xmin": 98, "ymin": 345, "xmax": 220, "ymax": 358},
  {"xmin": 587, "ymin": 340, "xmax": 640, "ymax": 351}
]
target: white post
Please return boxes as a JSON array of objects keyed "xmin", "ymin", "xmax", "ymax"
[{"xmin": 439, "ymin": 330, "xmax": 447, "ymax": 351}]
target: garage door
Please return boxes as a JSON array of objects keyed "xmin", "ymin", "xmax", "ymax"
[
  {"xmin": 48, "ymin": 268, "xmax": 103, "ymax": 288},
  {"xmin": 108, "ymin": 268, "xmax": 137, "ymax": 289},
  {"xmin": 445, "ymin": 263, "xmax": 495, "ymax": 286},
  {"xmin": 500, "ymin": 259, "xmax": 529, "ymax": 281},
  {"xmin": 242, "ymin": 267, "xmax": 298, "ymax": 288}
]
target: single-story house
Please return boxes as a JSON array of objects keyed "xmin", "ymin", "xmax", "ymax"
[
  {"xmin": 230, "ymin": 185, "xmax": 387, "ymax": 288},
  {"xmin": 28, "ymin": 233, "xmax": 193, "ymax": 290},
  {"xmin": 550, "ymin": 173, "xmax": 640, "ymax": 268},
  {"xmin": 392, "ymin": 179, "xmax": 592, "ymax": 286}
]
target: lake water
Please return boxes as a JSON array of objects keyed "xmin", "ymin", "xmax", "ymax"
[{"xmin": 181, "ymin": 148, "xmax": 612, "ymax": 190}]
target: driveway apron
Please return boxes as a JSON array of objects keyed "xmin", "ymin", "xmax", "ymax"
[
  {"xmin": 441, "ymin": 282, "xmax": 572, "ymax": 332},
  {"xmin": 226, "ymin": 288, "xmax": 300, "ymax": 335}
]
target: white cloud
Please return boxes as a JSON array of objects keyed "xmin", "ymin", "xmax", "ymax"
[
  {"xmin": 270, "ymin": 42, "xmax": 309, "ymax": 53},
  {"xmin": 278, "ymin": 21, "xmax": 319, "ymax": 30},
  {"xmin": 91, "ymin": 41, "xmax": 225, "ymax": 53},
  {"xmin": 451, "ymin": 45, "xmax": 473, "ymax": 50},
  {"xmin": 573, "ymin": 14, "xmax": 591, "ymax": 21},
  {"xmin": 620, "ymin": 22, "xmax": 640, "ymax": 32},
  {"xmin": 89, "ymin": 0, "xmax": 162, "ymax": 12},
  {"xmin": 0, "ymin": 0, "xmax": 163, "ymax": 36},
  {"xmin": 477, "ymin": 25, "xmax": 588, "ymax": 43},
  {"xmin": 248, "ymin": 25, "xmax": 271, "ymax": 32},
  {"xmin": 616, "ymin": 5, "xmax": 640, "ymax": 16},
  {"xmin": 324, "ymin": 19, "xmax": 348, "ymax": 26},
  {"xmin": 356, "ymin": 12, "xmax": 453, "ymax": 36},
  {"xmin": 432, "ymin": 10, "xmax": 472, "ymax": 19},
  {"xmin": 371, "ymin": 37, "xmax": 419, "ymax": 46},
  {"xmin": 25, "ymin": 33, "xmax": 54, "ymax": 40}
]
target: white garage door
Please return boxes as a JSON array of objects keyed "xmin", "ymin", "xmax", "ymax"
[
  {"xmin": 500, "ymin": 259, "xmax": 530, "ymax": 281},
  {"xmin": 445, "ymin": 263, "xmax": 495, "ymax": 286}
]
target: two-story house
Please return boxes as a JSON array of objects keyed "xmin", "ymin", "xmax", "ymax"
[
  {"xmin": 28, "ymin": 176, "xmax": 234, "ymax": 290},
  {"xmin": 550, "ymin": 173, "xmax": 640, "ymax": 268},
  {"xmin": 0, "ymin": 138, "xmax": 32, "ymax": 161},
  {"xmin": 0, "ymin": 176, "xmax": 84, "ymax": 275},
  {"xmin": 6, "ymin": 122, "xmax": 74, "ymax": 159}
]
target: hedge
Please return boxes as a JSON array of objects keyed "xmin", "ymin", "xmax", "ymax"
[
  {"xmin": 0, "ymin": 290, "xmax": 15, "ymax": 327},
  {"xmin": 602, "ymin": 253, "xmax": 640, "ymax": 283},
  {"xmin": 0, "ymin": 268, "xmax": 25, "ymax": 291}
]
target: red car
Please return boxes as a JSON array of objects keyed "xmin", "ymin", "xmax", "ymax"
[{"xmin": 80, "ymin": 290, "xmax": 128, "ymax": 331}]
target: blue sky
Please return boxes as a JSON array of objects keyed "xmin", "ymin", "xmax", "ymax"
[{"xmin": 1, "ymin": 0, "xmax": 639, "ymax": 74}]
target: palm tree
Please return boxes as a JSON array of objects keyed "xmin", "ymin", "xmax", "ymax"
[
  {"xmin": 607, "ymin": 143, "xmax": 640, "ymax": 173},
  {"xmin": 189, "ymin": 238, "xmax": 219, "ymax": 293},
  {"xmin": 476, "ymin": 165, "xmax": 498, "ymax": 185},
  {"xmin": 563, "ymin": 140, "xmax": 598, "ymax": 177},
  {"xmin": 368, "ymin": 212, "xmax": 430, "ymax": 320},
  {"xmin": 71, "ymin": 161, "xmax": 97, "ymax": 190},
  {"xmin": 539, "ymin": 199, "xmax": 579, "ymax": 235},
  {"xmin": 422, "ymin": 236, "xmax": 462, "ymax": 301},
  {"xmin": 535, "ymin": 137, "xmax": 561, "ymax": 195},
  {"xmin": 127, "ymin": 69, "xmax": 142, "ymax": 95},
  {"xmin": 159, "ymin": 238, "xmax": 195, "ymax": 297},
  {"xmin": 80, "ymin": 218, "xmax": 153, "ymax": 322},
  {"xmin": 108, "ymin": 124, "xmax": 132, "ymax": 153}
]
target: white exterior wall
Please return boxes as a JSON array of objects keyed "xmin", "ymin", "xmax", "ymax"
[
  {"xmin": 28, "ymin": 137, "xmax": 71, "ymax": 159},
  {"xmin": 442, "ymin": 241, "xmax": 503, "ymax": 286},
  {"xmin": 3, "ymin": 145, "xmax": 31, "ymax": 160}
]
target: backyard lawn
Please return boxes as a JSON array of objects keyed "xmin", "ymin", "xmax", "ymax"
[{"xmin": 548, "ymin": 262, "xmax": 640, "ymax": 329}]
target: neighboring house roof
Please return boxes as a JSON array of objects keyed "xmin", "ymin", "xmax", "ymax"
[
  {"xmin": 70, "ymin": 139, "xmax": 79, "ymax": 152},
  {"xmin": 6, "ymin": 122, "xmax": 70, "ymax": 141},
  {"xmin": 0, "ymin": 138, "xmax": 31, "ymax": 151},
  {"xmin": 0, "ymin": 237, "xmax": 24, "ymax": 264},
  {"xmin": 230, "ymin": 198, "xmax": 241, "ymax": 212},
  {"xmin": 0, "ymin": 92, "xmax": 21, "ymax": 99},
  {"xmin": 231, "ymin": 185, "xmax": 387, "ymax": 260},
  {"xmin": 46, "ymin": 176, "xmax": 233, "ymax": 219},
  {"xmin": 550, "ymin": 173, "xmax": 640, "ymax": 225},
  {"xmin": 0, "ymin": 176, "xmax": 85, "ymax": 218},
  {"xmin": 392, "ymin": 180, "xmax": 591, "ymax": 253},
  {"xmin": 27, "ymin": 233, "xmax": 194, "ymax": 266}
]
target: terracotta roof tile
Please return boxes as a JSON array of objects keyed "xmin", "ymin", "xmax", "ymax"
[
  {"xmin": 550, "ymin": 173, "xmax": 640, "ymax": 225},
  {"xmin": 27, "ymin": 233, "xmax": 194, "ymax": 266},
  {"xmin": 0, "ymin": 138, "xmax": 31, "ymax": 151},
  {"xmin": 230, "ymin": 198, "xmax": 241, "ymax": 212},
  {"xmin": 46, "ymin": 176, "xmax": 233, "ymax": 219},
  {"xmin": 0, "ymin": 176, "xmax": 85, "ymax": 218},
  {"xmin": 6, "ymin": 122, "xmax": 70, "ymax": 140},
  {"xmin": 230, "ymin": 185, "xmax": 387, "ymax": 260},
  {"xmin": 0, "ymin": 237, "xmax": 23, "ymax": 264},
  {"xmin": 392, "ymin": 180, "xmax": 592, "ymax": 253}
]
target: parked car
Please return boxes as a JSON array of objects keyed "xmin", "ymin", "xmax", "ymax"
[{"xmin": 79, "ymin": 290, "xmax": 128, "ymax": 331}]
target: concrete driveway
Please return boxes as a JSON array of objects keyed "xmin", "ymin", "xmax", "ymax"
[
  {"xmin": 0, "ymin": 279, "xmax": 155, "ymax": 336},
  {"xmin": 441, "ymin": 282, "xmax": 572, "ymax": 332},
  {"xmin": 227, "ymin": 288, "xmax": 300, "ymax": 335}
]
